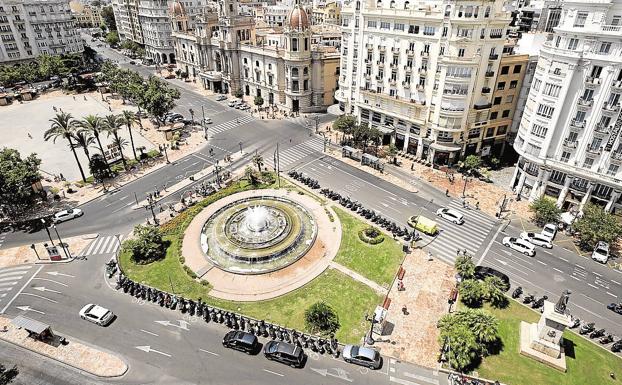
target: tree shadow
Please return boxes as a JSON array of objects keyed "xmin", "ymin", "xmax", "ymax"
[{"xmin": 562, "ymin": 336, "xmax": 577, "ymax": 360}]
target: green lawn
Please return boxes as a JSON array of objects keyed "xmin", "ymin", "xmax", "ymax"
[
  {"xmin": 332, "ymin": 207, "xmax": 403, "ymax": 287},
  {"xmin": 119, "ymin": 176, "xmax": 382, "ymax": 343},
  {"xmin": 476, "ymin": 302, "xmax": 622, "ymax": 385}
]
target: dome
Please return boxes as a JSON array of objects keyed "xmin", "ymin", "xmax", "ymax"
[
  {"xmin": 287, "ymin": 5, "xmax": 310, "ymax": 31},
  {"xmin": 169, "ymin": 1, "xmax": 186, "ymax": 17}
]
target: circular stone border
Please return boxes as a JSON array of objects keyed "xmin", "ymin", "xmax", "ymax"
[{"xmin": 181, "ymin": 188, "xmax": 341, "ymax": 301}]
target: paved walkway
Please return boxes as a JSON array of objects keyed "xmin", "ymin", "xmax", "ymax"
[{"xmin": 328, "ymin": 261, "xmax": 388, "ymax": 295}]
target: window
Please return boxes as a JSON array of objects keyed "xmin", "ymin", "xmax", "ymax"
[
  {"xmin": 532, "ymin": 78, "xmax": 541, "ymax": 91},
  {"xmin": 497, "ymin": 125, "xmax": 508, "ymax": 135},
  {"xmin": 367, "ymin": 20, "xmax": 377, "ymax": 28},
  {"xmin": 567, "ymin": 38, "xmax": 579, "ymax": 50},
  {"xmin": 502, "ymin": 110, "xmax": 510, "ymax": 118},
  {"xmin": 394, "ymin": 23, "xmax": 404, "ymax": 31},
  {"xmin": 574, "ymin": 12, "xmax": 588, "ymax": 27},
  {"xmin": 458, "ymin": 48, "xmax": 465, "ymax": 57},
  {"xmin": 493, "ymin": 96, "xmax": 502, "ymax": 105},
  {"xmin": 560, "ymin": 151, "xmax": 571, "ymax": 162},
  {"xmin": 423, "ymin": 26, "xmax": 435, "ymax": 36},
  {"xmin": 536, "ymin": 104, "xmax": 554, "ymax": 118},
  {"xmin": 404, "ymin": 1, "xmax": 409, "ymax": 9},
  {"xmin": 408, "ymin": 25, "xmax": 419, "ymax": 34},
  {"xmin": 543, "ymin": 83, "xmax": 561, "ymax": 97},
  {"xmin": 505, "ymin": 95, "xmax": 514, "ymax": 103},
  {"xmin": 468, "ymin": 128, "xmax": 480, "ymax": 139},
  {"xmin": 490, "ymin": 111, "xmax": 498, "ymax": 119},
  {"xmin": 500, "ymin": 66, "xmax": 509, "ymax": 75},
  {"xmin": 485, "ymin": 127, "xmax": 495, "ymax": 138},
  {"xmin": 583, "ymin": 157, "xmax": 594, "ymax": 168},
  {"xmin": 390, "ymin": 0, "xmax": 395, "ymax": 8},
  {"xmin": 509, "ymin": 80, "xmax": 518, "ymax": 89},
  {"xmin": 380, "ymin": 22, "xmax": 390, "ymax": 29},
  {"xmin": 600, "ymin": 42, "xmax": 611, "ymax": 54},
  {"xmin": 513, "ymin": 65, "xmax": 522, "ymax": 74},
  {"xmin": 497, "ymin": 82, "xmax": 506, "ymax": 90},
  {"xmin": 531, "ymin": 124, "xmax": 547, "ymax": 138},
  {"xmin": 442, "ymin": 26, "xmax": 448, "ymax": 37},
  {"xmin": 607, "ymin": 164, "xmax": 619, "ymax": 176},
  {"xmin": 292, "ymin": 38, "xmax": 298, "ymax": 51}
]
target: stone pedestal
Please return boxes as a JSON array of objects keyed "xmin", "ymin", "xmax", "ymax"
[{"xmin": 519, "ymin": 301, "xmax": 571, "ymax": 372}]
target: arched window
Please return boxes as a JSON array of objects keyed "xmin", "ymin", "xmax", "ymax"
[
  {"xmin": 243, "ymin": 58, "xmax": 248, "ymax": 64},
  {"xmin": 376, "ymin": 0, "xmax": 381, "ymax": 8},
  {"xmin": 255, "ymin": 60, "xmax": 259, "ymax": 67},
  {"xmin": 404, "ymin": 1, "xmax": 409, "ymax": 9},
  {"xmin": 268, "ymin": 63, "xmax": 272, "ymax": 70},
  {"xmin": 292, "ymin": 38, "xmax": 298, "ymax": 52},
  {"xmin": 303, "ymin": 67, "xmax": 308, "ymax": 75},
  {"xmin": 458, "ymin": 6, "xmax": 463, "ymax": 17},
  {"xmin": 389, "ymin": 0, "xmax": 395, "ymax": 8},
  {"xmin": 356, "ymin": 1, "xmax": 360, "ymax": 10},
  {"xmin": 292, "ymin": 68, "xmax": 299, "ymax": 77},
  {"xmin": 485, "ymin": 6, "xmax": 490, "ymax": 18}
]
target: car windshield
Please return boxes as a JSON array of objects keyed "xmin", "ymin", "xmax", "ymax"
[
  {"xmin": 595, "ymin": 248, "xmax": 607, "ymax": 256},
  {"xmin": 350, "ymin": 346, "xmax": 359, "ymax": 356},
  {"xmin": 267, "ymin": 343, "xmax": 278, "ymax": 353}
]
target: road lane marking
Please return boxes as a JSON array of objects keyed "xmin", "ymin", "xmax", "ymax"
[
  {"xmin": 607, "ymin": 292, "xmax": 618, "ymax": 298},
  {"xmin": 580, "ymin": 293, "xmax": 604, "ymax": 305},
  {"xmin": 571, "ymin": 276, "xmax": 581, "ymax": 281},
  {"xmin": 588, "ymin": 283, "xmax": 599, "ymax": 290},
  {"xmin": 15, "ymin": 305, "xmax": 45, "ymax": 314},
  {"xmin": 20, "ymin": 293, "xmax": 58, "ymax": 303},
  {"xmin": 404, "ymin": 372, "xmax": 440, "ymax": 384},
  {"xmin": 612, "ymin": 280, "xmax": 621, "ymax": 286},
  {"xmin": 0, "ymin": 277, "xmax": 22, "ymax": 282},
  {"xmin": 390, "ymin": 376, "xmax": 417, "ymax": 385},
  {"xmin": 0, "ymin": 282, "xmax": 17, "ymax": 287},
  {"xmin": 557, "ymin": 256, "xmax": 569, "ymax": 262},
  {"xmin": 0, "ymin": 266, "xmax": 32, "ymax": 273},
  {"xmin": 263, "ymin": 369, "xmax": 284, "ymax": 377},
  {"xmin": 477, "ymin": 224, "xmax": 503, "ymax": 266},
  {"xmin": 536, "ymin": 260, "xmax": 547, "ymax": 266},
  {"xmin": 31, "ymin": 278, "xmax": 68, "ymax": 287},
  {"xmin": 0, "ymin": 265, "xmax": 42, "ymax": 313},
  {"xmin": 575, "ymin": 264, "xmax": 586, "ymax": 270},
  {"xmin": 135, "ymin": 345, "xmax": 171, "ymax": 357},
  {"xmin": 553, "ymin": 268, "xmax": 564, "ymax": 274},
  {"xmin": 593, "ymin": 272, "xmax": 601, "ymax": 277},
  {"xmin": 140, "ymin": 329, "xmax": 159, "ymax": 337},
  {"xmin": 199, "ymin": 348, "xmax": 220, "ymax": 356},
  {"xmin": 495, "ymin": 259, "xmax": 508, "ymax": 266}
]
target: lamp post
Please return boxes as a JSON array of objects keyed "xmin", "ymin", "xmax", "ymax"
[
  {"xmin": 159, "ymin": 144, "xmax": 170, "ymax": 164},
  {"xmin": 462, "ymin": 174, "xmax": 471, "ymax": 198},
  {"xmin": 146, "ymin": 195, "xmax": 158, "ymax": 225},
  {"xmin": 40, "ymin": 218, "xmax": 54, "ymax": 246},
  {"xmin": 201, "ymin": 105, "xmax": 207, "ymax": 139},
  {"xmin": 214, "ymin": 160, "xmax": 222, "ymax": 188},
  {"xmin": 52, "ymin": 224, "xmax": 71, "ymax": 259},
  {"xmin": 364, "ymin": 311, "xmax": 376, "ymax": 345},
  {"xmin": 314, "ymin": 116, "xmax": 320, "ymax": 133},
  {"xmin": 239, "ymin": 141, "xmax": 243, "ymax": 154}
]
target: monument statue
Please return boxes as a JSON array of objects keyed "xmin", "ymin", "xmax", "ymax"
[{"xmin": 554, "ymin": 289, "xmax": 571, "ymax": 314}]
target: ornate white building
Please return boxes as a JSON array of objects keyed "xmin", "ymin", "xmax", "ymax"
[
  {"xmin": 111, "ymin": 0, "xmax": 144, "ymax": 45},
  {"xmin": 511, "ymin": 0, "xmax": 622, "ymax": 214},
  {"xmin": 337, "ymin": 0, "xmax": 512, "ymax": 165},
  {"xmin": 171, "ymin": 0, "xmax": 340, "ymax": 112},
  {"xmin": 0, "ymin": 0, "xmax": 83, "ymax": 63}
]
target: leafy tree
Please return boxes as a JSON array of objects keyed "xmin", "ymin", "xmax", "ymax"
[
  {"xmin": 233, "ymin": 89, "xmax": 243, "ymax": 98},
  {"xmin": 332, "ymin": 114, "xmax": 357, "ymax": 136},
  {"xmin": 78, "ymin": 115, "xmax": 111, "ymax": 174},
  {"xmin": 304, "ymin": 301, "xmax": 340, "ymax": 335},
  {"xmin": 0, "ymin": 149, "xmax": 41, "ymax": 219},
  {"xmin": 454, "ymin": 255, "xmax": 475, "ymax": 280},
  {"xmin": 71, "ymin": 129, "xmax": 95, "ymax": 163},
  {"xmin": 387, "ymin": 144, "xmax": 398, "ymax": 164},
  {"xmin": 138, "ymin": 76, "xmax": 180, "ymax": 126},
  {"xmin": 0, "ymin": 363, "xmax": 18, "ymax": 384},
  {"xmin": 88, "ymin": 153, "xmax": 112, "ymax": 184},
  {"xmin": 244, "ymin": 166, "xmax": 259, "ymax": 185},
  {"xmin": 439, "ymin": 322, "xmax": 480, "ymax": 372},
  {"xmin": 573, "ymin": 203, "xmax": 622, "ymax": 249},
  {"xmin": 101, "ymin": 5, "xmax": 117, "ymax": 31},
  {"xmin": 459, "ymin": 279, "xmax": 484, "ymax": 308},
  {"xmin": 466, "ymin": 309, "xmax": 499, "ymax": 345},
  {"xmin": 124, "ymin": 224, "xmax": 166, "ymax": 264},
  {"xmin": 44, "ymin": 112, "xmax": 86, "ymax": 183},
  {"xmin": 482, "ymin": 276, "xmax": 508, "ymax": 308},
  {"xmin": 529, "ymin": 196, "xmax": 561, "ymax": 226},
  {"xmin": 252, "ymin": 154, "xmax": 264, "ymax": 172},
  {"xmin": 254, "ymin": 95, "xmax": 264, "ymax": 107},
  {"xmin": 461, "ymin": 155, "xmax": 482, "ymax": 174},
  {"xmin": 106, "ymin": 31, "xmax": 120, "ymax": 47},
  {"xmin": 36, "ymin": 54, "xmax": 66, "ymax": 79},
  {"xmin": 120, "ymin": 110, "xmax": 139, "ymax": 160},
  {"xmin": 102, "ymin": 114, "xmax": 127, "ymax": 170}
]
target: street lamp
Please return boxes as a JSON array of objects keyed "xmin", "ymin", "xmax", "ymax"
[
  {"xmin": 145, "ymin": 195, "xmax": 159, "ymax": 225},
  {"xmin": 159, "ymin": 144, "xmax": 170, "ymax": 164},
  {"xmin": 239, "ymin": 141, "xmax": 243, "ymax": 154},
  {"xmin": 364, "ymin": 311, "xmax": 377, "ymax": 345},
  {"xmin": 40, "ymin": 218, "xmax": 55, "ymax": 246},
  {"xmin": 52, "ymin": 224, "xmax": 71, "ymax": 259},
  {"xmin": 462, "ymin": 174, "xmax": 471, "ymax": 198}
]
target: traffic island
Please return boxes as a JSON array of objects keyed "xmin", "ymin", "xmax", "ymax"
[
  {"xmin": 0, "ymin": 233, "xmax": 96, "ymax": 268},
  {"xmin": 0, "ymin": 316, "xmax": 128, "ymax": 378}
]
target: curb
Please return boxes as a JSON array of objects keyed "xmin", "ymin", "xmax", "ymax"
[
  {"xmin": 0, "ymin": 335, "xmax": 129, "ymax": 379},
  {"xmin": 33, "ymin": 233, "xmax": 99, "ymax": 265}
]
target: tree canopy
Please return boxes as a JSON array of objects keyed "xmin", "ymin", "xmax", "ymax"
[
  {"xmin": 529, "ymin": 196, "xmax": 561, "ymax": 226},
  {"xmin": 106, "ymin": 31, "xmax": 120, "ymax": 47},
  {"xmin": 573, "ymin": 203, "xmax": 622, "ymax": 249},
  {"xmin": 0, "ymin": 148, "xmax": 41, "ymax": 219},
  {"xmin": 304, "ymin": 301, "xmax": 340, "ymax": 336},
  {"xmin": 138, "ymin": 76, "xmax": 180, "ymax": 125},
  {"xmin": 124, "ymin": 225, "xmax": 166, "ymax": 264}
]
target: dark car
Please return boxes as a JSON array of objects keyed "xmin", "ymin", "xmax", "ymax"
[
  {"xmin": 263, "ymin": 341, "xmax": 305, "ymax": 368},
  {"xmin": 222, "ymin": 331, "xmax": 259, "ymax": 354},
  {"xmin": 607, "ymin": 303, "xmax": 622, "ymax": 315},
  {"xmin": 474, "ymin": 266, "xmax": 510, "ymax": 291}
]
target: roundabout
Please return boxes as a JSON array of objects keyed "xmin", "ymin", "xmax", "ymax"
[{"xmin": 183, "ymin": 188, "xmax": 341, "ymax": 301}]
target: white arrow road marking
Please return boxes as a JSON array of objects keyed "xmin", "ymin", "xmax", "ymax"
[
  {"xmin": 31, "ymin": 278, "xmax": 68, "ymax": 287},
  {"xmin": 310, "ymin": 368, "xmax": 353, "ymax": 382},
  {"xmin": 135, "ymin": 346, "xmax": 171, "ymax": 357},
  {"xmin": 0, "ymin": 265, "xmax": 42, "ymax": 314},
  {"xmin": 404, "ymin": 372, "xmax": 440, "ymax": 385},
  {"xmin": 20, "ymin": 293, "xmax": 57, "ymax": 303},
  {"xmin": 46, "ymin": 272, "xmax": 75, "ymax": 278},
  {"xmin": 263, "ymin": 369, "xmax": 284, "ymax": 377},
  {"xmin": 495, "ymin": 258, "xmax": 508, "ymax": 266},
  {"xmin": 154, "ymin": 320, "xmax": 189, "ymax": 330},
  {"xmin": 32, "ymin": 286, "xmax": 61, "ymax": 294},
  {"xmin": 15, "ymin": 306, "xmax": 45, "ymax": 314},
  {"xmin": 140, "ymin": 329, "xmax": 159, "ymax": 337},
  {"xmin": 199, "ymin": 348, "xmax": 220, "ymax": 356}
]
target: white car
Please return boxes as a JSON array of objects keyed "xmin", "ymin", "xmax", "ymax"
[
  {"xmin": 435, "ymin": 208, "xmax": 464, "ymax": 225},
  {"xmin": 541, "ymin": 223, "xmax": 557, "ymax": 241},
  {"xmin": 228, "ymin": 100, "xmax": 241, "ymax": 107},
  {"xmin": 520, "ymin": 232, "xmax": 553, "ymax": 249},
  {"xmin": 202, "ymin": 117, "xmax": 213, "ymax": 124},
  {"xmin": 52, "ymin": 208, "xmax": 83, "ymax": 223},
  {"xmin": 502, "ymin": 236, "xmax": 536, "ymax": 256},
  {"xmin": 79, "ymin": 304, "xmax": 114, "ymax": 326},
  {"xmin": 592, "ymin": 241, "xmax": 610, "ymax": 264},
  {"xmin": 216, "ymin": 95, "xmax": 227, "ymax": 101}
]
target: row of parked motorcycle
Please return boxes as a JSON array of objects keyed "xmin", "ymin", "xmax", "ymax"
[
  {"xmin": 114, "ymin": 274, "xmax": 340, "ymax": 356},
  {"xmin": 288, "ymin": 171, "xmax": 320, "ymax": 189},
  {"xmin": 511, "ymin": 286, "xmax": 622, "ymax": 352}
]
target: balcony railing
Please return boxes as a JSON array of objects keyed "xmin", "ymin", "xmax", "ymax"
[
  {"xmin": 402, "ymin": 81, "xmax": 410, "ymax": 88},
  {"xmin": 577, "ymin": 97, "xmax": 593, "ymax": 107},
  {"xmin": 563, "ymin": 139, "xmax": 578, "ymax": 148},
  {"xmin": 419, "ymin": 68, "xmax": 427, "ymax": 76},
  {"xmin": 571, "ymin": 118, "xmax": 586, "ymax": 128},
  {"xmin": 403, "ymin": 66, "xmax": 412, "ymax": 72},
  {"xmin": 586, "ymin": 146, "xmax": 602, "ymax": 155},
  {"xmin": 482, "ymin": 87, "xmax": 491, "ymax": 94},
  {"xmin": 406, "ymin": 50, "xmax": 414, "ymax": 56},
  {"xmin": 420, "ymin": 51, "xmax": 429, "ymax": 58},
  {"xmin": 489, "ymin": 53, "xmax": 499, "ymax": 60},
  {"xmin": 612, "ymin": 80, "xmax": 622, "ymax": 90},
  {"xmin": 376, "ymin": 61, "xmax": 384, "ymax": 66},
  {"xmin": 612, "ymin": 152, "xmax": 622, "ymax": 161},
  {"xmin": 585, "ymin": 76, "xmax": 601, "ymax": 85},
  {"xmin": 604, "ymin": 102, "xmax": 621, "ymax": 112},
  {"xmin": 474, "ymin": 103, "xmax": 492, "ymax": 110},
  {"xmin": 595, "ymin": 123, "xmax": 611, "ymax": 134},
  {"xmin": 485, "ymin": 71, "xmax": 494, "ymax": 77},
  {"xmin": 602, "ymin": 25, "xmax": 622, "ymax": 32},
  {"xmin": 416, "ymin": 84, "xmax": 425, "ymax": 92}
]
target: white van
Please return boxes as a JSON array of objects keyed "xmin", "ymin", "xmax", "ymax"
[{"xmin": 592, "ymin": 241, "xmax": 610, "ymax": 264}]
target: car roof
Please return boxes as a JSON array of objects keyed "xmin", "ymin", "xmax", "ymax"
[
  {"xmin": 88, "ymin": 305, "xmax": 109, "ymax": 318},
  {"xmin": 232, "ymin": 331, "xmax": 256, "ymax": 344},
  {"xmin": 274, "ymin": 341, "xmax": 298, "ymax": 355},
  {"xmin": 355, "ymin": 346, "xmax": 378, "ymax": 360}
]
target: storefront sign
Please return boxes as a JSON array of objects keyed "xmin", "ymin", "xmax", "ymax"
[{"xmin": 606, "ymin": 109, "xmax": 622, "ymax": 152}]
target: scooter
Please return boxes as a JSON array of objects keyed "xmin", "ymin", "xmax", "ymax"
[
  {"xmin": 511, "ymin": 286, "xmax": 523, "ymax": 299},
  {"xmin": 579, "ymin": 322, "xmax": 595, "ymax": 335}
]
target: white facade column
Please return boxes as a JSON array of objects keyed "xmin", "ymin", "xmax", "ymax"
[
  {"xmin": 556, "ymin": 177, "xmax": 572, "ymax": 208},
  {"xmin": 578, "ymin": 183, "xmax": 595, "ymax": 212},
  {"xmin": 529, "ymin": 167, "xmax": 550, "ymax": 201},
  {"xmin": 515, "ymin": 171, "xmax": 527, "ymax": 195},
  {"xmin": 605, "ymin": 190, "xmax": 621, "ymax": 212},
  {"xmin": 510, "ymin": 163, "xmax": 521, "ymax": 188}
]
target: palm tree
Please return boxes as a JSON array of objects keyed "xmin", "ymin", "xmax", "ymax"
[
  {"xmin": 72, "ymin": 129, "xmax": 95, "ymax": 163},
  {"xmin": 45, "ymin": 112, "xmax": 87, "ymax": 183},
  {"xmin": 252, "ymin": 154, "xmax": 264, "ymax": 172},
  {"xmin": 120, "ymin": 110, "xmax": 139, "ymax": 161},
  {"xmin": 466, "ymin": 309, "xmax": 499, "ymax": 345},
  {"xmin": 79, "ymin": 114, "xmax": 111, "ymax": 174},
  {"xmin": 102, "ymin": 114, "xmax": 127, "ymax": 170}
]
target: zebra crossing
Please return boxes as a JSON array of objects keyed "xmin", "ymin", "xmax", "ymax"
[
  {"xmin": 420, "ymin": 200, "xmax": 497, "ymax": 266},
  {"xmin": 287, "ymin": 116, "xmax": 311, "ymax": 128},
  {"xmin": 268, "ymin": 137, "xmax": 324, "ymax": 170},
  {"xmin": 0, "ymin": 265, "xmax": 33, "ymax": 301},
  {"xmin": 207, "ymin": 115, "xmax": 255, "ymax": 136},
  {"xmin": 81, "ymin": 235, "xmax": 124, "ymax": 257}
]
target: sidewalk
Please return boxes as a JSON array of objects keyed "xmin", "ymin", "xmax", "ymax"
[
  {"xmin": 328, "ymin": 261, "xmax": 388, "ymax": 295},
  {"xmin": 0, "ymin": 233, "xmax": 97, "ymax": 268},
  {"xmin": 0, "ymin": 316, "xmax": 127, "ymax": 378}
]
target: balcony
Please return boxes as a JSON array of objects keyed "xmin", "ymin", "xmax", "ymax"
[
  {"xmin": 489, "ymin": 53, "xmax": 499, "ymax": 60},
  {"xmin": 376, "ymin": 61, "xmax": 384, "ymax": 67},
  {"xmin": 602, "ymin": 25, "xmax": 622, "ymax": 32},
  {"xmin": 379, "ymin": 46, "xmax": 386, "ymax": 52},
  {"xmin": 603, "ymin": 102, "xmax": 621, "ymax": 112},
  {"xmin": 563, "ymin": 139, "xmax": 578, "ymax": 148},
  {"xmin": 595, "ymin": 123, "xmax": 610, "ymax": 134},
  {"xmin": 403, "ymin": 66, "xmax": 412, "ymax": 72},
  {"xmin": 612, "ymin": 80, "xmax": 622, "ymax": 91},
  {"xmin": 577, "ymin": 97, "xmax": 593, "ymax": 107},
  {"xmin": 570, "ymin": 118, "xmax": 586, "ymax": 128},
  {"xmin": 585, "ymin": 76, "xmax": 601, "ymax": 86},
  {"xmin": 366, "ymin": 43, "xmax": 373, "ymax": 49},
  {"xmin": 390, "ymin": 62, "xmax": 398, "ymax": 69},
  {"xmin": 406, "ymin": 49, "xmax": 414, "ymax": 56},
  {"xmin": 474, "ymin": 103, "xmax": 492, "ymax": 110},
  {"xmin": 402, "ymin": 81, "xmax": 410, "ymax": 88},
  {"xmin": 611, "ymin": 152, "xmax": 622, "ymax": 161},
  {"xmin": 364, "ymin": 73, "xmax": 371, "ymax": 79},
  {"xmin": 482, "ymin": 87, "xmax": 491, "ymax": 94},
  {"xmin": 391, "ymin": 47, "xmax": 400, "ymax": 53},
  {"xmin": 420, "ymin": 51, "xmax": 429, "ymax": 58},
  {"xmin": 416, "ymin": 84, "xmax": 425, "ymax": 92},
  {"xmin": 419, "ymin": 68, "xmax": 427, "ymax": 76},
  {"xmin": 389, "ymin": 78, "xmax": 397, "ymax": 85},
  {"xmin": 485, "ymin": 71, "xmax": 495, "ymax": 77},
  {"xmin": 586, "ymin": 146, "xmax": 602, "ymax": 155}
]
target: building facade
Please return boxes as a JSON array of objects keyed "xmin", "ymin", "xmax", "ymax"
[
  {"xmin": 337, "ymin": 0, "xmax": 512, "ymax": 165},
  {"xmin": 111, "ymin": 0, "xmax": 143, "ymax": 44},
  {"xmin": 171, "ymin": 0, "xmax": 339, "ymax": 112},
  {"xmin": 311, "ymin": 1, "xmax": 340, "ymax": 26},
  {"xmin": 0, "ymin": 0, "xmax": 83, "ymax": 63},
  {"xmin": 70, "ymin": 1, "xmax": 104, "ymax": 28},
  {"xmin": 511, "ymin": 0, "xmax": 622, "ymax": 214}
]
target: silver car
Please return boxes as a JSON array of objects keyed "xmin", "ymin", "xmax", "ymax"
[
  {"xmin": 342, "ymin": 345, "xmax": 382, "ymax": 369},
  {"xmin": 520, "ymin": 232, "xmax": 553, "ymax": 249}
]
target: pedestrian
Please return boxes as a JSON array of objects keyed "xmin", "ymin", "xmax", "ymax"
[
  {"xmin": 463, "ymin": 248, "xmax": 467, "ymax": 256},
  {"xmin": 475, "ymin": 201, "xmax": 480, "ymax": 210},
  {"xmin": 401, "ymin": 305, "xmax": 408, "ymax": 315},
  {"xmin": 84, "ymin": 95, "xmax": 87, "ymax": 101},
  {"xmin": 53, "ymin": 106, "xmax": 57, "ymax": 111},
  {"xmin": 411, "ymin": 163, "xmax": 414, "ymax": 171},
  {"xmin": 73, "ymin": 95, "xmax": 76, "ymax": 100},
  {"xmin": 427, "ymin": 251, "xmax": 433, "ymax": 260},
  {"xmin": 456, "ymin": 249, "xmax": 461, "ymax": 256},
  {"xmin": 445, "ymin": 189, "xmax": 449, "ymax": 197},
  {"xmin": 108, "ymin": 105, "xmax": 112, "ymax": 112},
  {"xmin": 27, "ymin": 132, "xmax": 32, "ymax": 139}
]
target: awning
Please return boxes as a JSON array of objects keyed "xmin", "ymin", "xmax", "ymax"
[
  {"xmin": 362, "ymin": 153, "xmax": 380, "ymax": 162},
  {"xmin": 12, "ymin": 315, "xmax": 50, "ymax": 334},
  {"xmin": 377, "ymin": 126, "xmax": 394, "ymax": 135},
  {"xmin": 342, "ymin": 145, "xmax": 357, "ymax": 153}
]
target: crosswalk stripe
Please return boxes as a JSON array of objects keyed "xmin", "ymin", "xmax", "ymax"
[
  {"xmin": 0, "ymin": 281, "xmax": 18, "ymax": 286},
  {"xmin": 0, "ymin": 277, "xmax": 21, "ymax": 282},
  {"xmin": 0, "ymin": 266, "xmax": 32, "ymax": 273},
  {"xmin": 98, "ymin": 237, "xmax": 113, "ymax": 254},
  {"xmin": 0, "ymin": 287, "xmax": 13, "ymax": 291},
  {"xmin": 84, "ymin": 238, "xmax": 99, "ymax": 255},
  {"xmin": 105, "ymin": 237, "xmax": 119, "ymax": 253},
  {"xmin": 0, "ymin": 271, "xmax": 27, "ymax": 278},
  {"xmin": 448, "ymin": 201, "xmax": 496, "ymax": 224}
]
